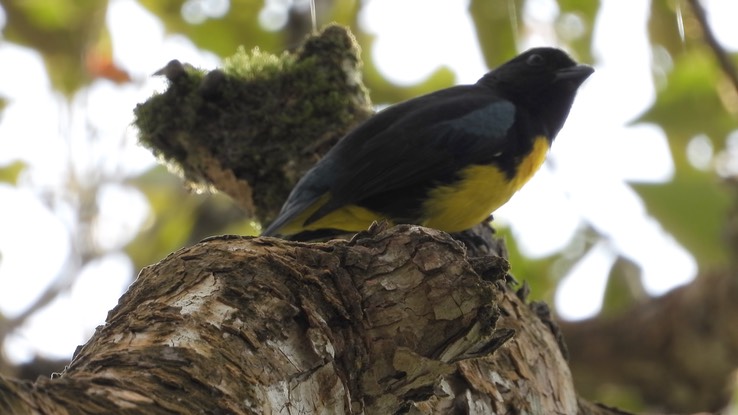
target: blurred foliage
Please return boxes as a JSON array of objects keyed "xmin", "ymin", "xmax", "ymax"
[
  {"xmin": 600, "ymin": 256, "xmax": 645, "ymax": 317},
  {"xmin": 633, "ymin": 169, "xmax": 731, "ymax": 266},
  {"xmin": 556, "ymin": 0, "xmax": 597, "ymax": 62},
  {"xmin": 125, "ymin": 166, "xmax": 257, "ymax": 270},
  {"xmin": 649, "ymin": 0, "xmax": 685, "ymax": 56},
  {"xmin": 0, "ymin": 161, "xmax": 25, "ymax": 185},
  {"xmin": 137, "ymin": 0, "xmax": 281, "ymax": 56},
  {"xmin": 0, "ymin": 0, "xmax": 109, "ymax": 94},
  {"xmin": 635, "ymin": 48, "xmax": 735, "ymax": 267},
  {"xmin": 497, "ymin": 226, "xmax": 560, "ymax": 297},
  {"xmin": 469, "ymin": 0, "xmax": 520, "ymax": 67}
]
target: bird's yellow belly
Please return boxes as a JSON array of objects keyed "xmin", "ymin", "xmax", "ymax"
[
  {"xmin": 277, "ymin": 193, "xmax": 384, "ymax": 235},
  {"xmin": 277, "ymin": 137, "xmax": 549, "ymax": 235},
  {"xmin": 421, "ymin": 136, "xmax": 549, "ymax": 232}
]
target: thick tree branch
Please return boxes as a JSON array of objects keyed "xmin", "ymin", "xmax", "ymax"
[
  {"xmin": 134, "ymin": 25, "xmax": 373, "ymax": 223},
  {"xmin": 0, "ymin": 226, "xmax": 629, "ymax": 414}
]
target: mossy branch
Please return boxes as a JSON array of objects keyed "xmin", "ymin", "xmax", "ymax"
[{"xmin": 133, "ymin": 25, "xmax": 373, "ymax": 223}]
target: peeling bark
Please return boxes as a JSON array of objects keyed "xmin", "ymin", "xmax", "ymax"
[{"xmin": 0, "ymin": 226, "xmax": 629, "ymax": 414}]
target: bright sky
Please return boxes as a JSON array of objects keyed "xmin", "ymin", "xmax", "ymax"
[{"xmin": 0, "ymin": 0, "xmax": 736, "ymax": 362}]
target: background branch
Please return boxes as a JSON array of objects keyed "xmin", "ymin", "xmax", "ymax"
[{"xmin": 687, "ymin": 0, "xmax": 738, "ymax": 93}]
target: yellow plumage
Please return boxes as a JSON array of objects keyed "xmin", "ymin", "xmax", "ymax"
[{"xmin": 422, "ymin": 137, "xmax": 549, "ymax": 232}]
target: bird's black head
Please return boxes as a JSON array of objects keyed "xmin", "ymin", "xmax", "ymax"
[{"xmin": 478, "ymin": 47, "xmax": 593, "ymax": 138}]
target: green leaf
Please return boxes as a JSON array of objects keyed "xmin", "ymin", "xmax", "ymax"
[
  {"xmin": 124, "ymin": 167, "xmax": 197, "ymax": 269},
  {"xmin": 125, "ymin": 166, "xmax": 258, "ymax": 270},
  {"xmin": 631, "ymin": 169, "xmax": 730, "ymax": 268},
  {"xmin": 363, "ymin": 61, "xmax": 456, "ymax": 106},
  {"xmin": 356, "ymin": 27, "xmax": 456, "ymax": 105},
  {"xmin": 638, "ymin": 49, "xmax": 737, "ymax": 150},
  {"xmin": 633, "ymin": 47, "xmax": 735, "ymax": 269},
  {"xmin": 0, "ymin": 161, "xmax": 26, "ymax": 184},
  {"xmin": 600, "ymin": 256, "xmax": 644, "ymax": 318},
  {"xmin": 1, "ymin": 0, "xmax": 109, "ymax": 94},
  {"xmin": 648, "ymin": 0, "xmax": 686, "ymax": 57},
  {"xmin": 469, "ymin": 0, "xmax": 520, "ymax": 68},
  {"xmin": 495, "ymin": 225, "xmax": 559, "ymax": 300},
  {"xmin": 137, "ymin": 0, "xmax": 282, "ymax": 57},
  {"xmin": 556, "ymin": 0, "xmax": 600, "ymax": 62}
]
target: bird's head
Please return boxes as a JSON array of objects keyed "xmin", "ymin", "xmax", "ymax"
[{"xmin": 479, "ymin": 47, "xmax": 594, "ymax": 137}]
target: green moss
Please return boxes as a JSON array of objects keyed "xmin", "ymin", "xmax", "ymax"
[
  {"xmin": 133, "ymin": 24, "xmax": 374, "ymax": 224},
  {"xmin": 223, "ymin": 46, "xmax": 295, "ymax": 80}
]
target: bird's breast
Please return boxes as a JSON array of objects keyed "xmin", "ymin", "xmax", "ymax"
[{"xmin": 421, "ymin": 136, "xmax": 550, "ymax": 232}]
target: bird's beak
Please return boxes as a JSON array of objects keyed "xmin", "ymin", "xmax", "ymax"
[{"xmin": 555, "ymin": 64, "xmax": 594, "ymax": 83}]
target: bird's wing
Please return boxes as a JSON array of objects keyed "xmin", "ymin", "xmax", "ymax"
[
  {"xmin": 261, "ymin": 90, "xmax": 440, "ymax": 236},
  {"xmin": 305, "ymin": 85, "xmax": 519, "ymax": 225},
  {"xmin": 260, "ymin": 158, "xmax": 335, "ymax": 236}
]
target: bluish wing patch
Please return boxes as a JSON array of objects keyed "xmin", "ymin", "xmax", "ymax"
[
  {"xmin": 433, "ymin": 100, "xmax": 516, "ymax": 163},
  {"xmin": 440, "ymin": 100, "xmax": 515, "ymax": 138}
]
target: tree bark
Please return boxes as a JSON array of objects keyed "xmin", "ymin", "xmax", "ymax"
[{"xmin": 0, "ymin": 225, "xmax": 629, "ymax": 414}]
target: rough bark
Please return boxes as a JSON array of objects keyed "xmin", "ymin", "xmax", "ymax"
[
  {"xmin": 563, "ymin": 271, "xmax": 738, "ymax": 413},
  {"xmin": 0, "ymin": 225, "xmax": 628, "ymax": 414}
]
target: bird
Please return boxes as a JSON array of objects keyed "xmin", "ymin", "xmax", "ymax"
[{"xmin": 262, "ymin": 47, "xmax": 593, "ymax": 240}]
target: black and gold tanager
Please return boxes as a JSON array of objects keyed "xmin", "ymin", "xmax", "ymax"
[{"xmin": 263, "ymin": 47, "xmax": 593, "ymax": 240}]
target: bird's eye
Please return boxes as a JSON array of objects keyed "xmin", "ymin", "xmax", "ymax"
[{"xmin": 526, "ymin": 54, "xmax": 545, "ymax": 66}]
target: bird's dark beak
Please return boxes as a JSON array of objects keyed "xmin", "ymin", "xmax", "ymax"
[{"xmin": 555, "ymin": 64, "xmax": 594, "ymax": 84}]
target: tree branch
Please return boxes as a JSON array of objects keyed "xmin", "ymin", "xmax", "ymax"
[
  {"xmin": 134, "ymin": 25, "xmax": 374, "ymax": 223},
  {"xmin": 0, "ymin": 226, "xmax": 629, "ymax": 414},
  {"xmin": 687, "ymin": 0, "xmax": 738, "ymax": 94}
]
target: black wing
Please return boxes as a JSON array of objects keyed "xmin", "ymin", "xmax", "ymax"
[{"xmin": 305, "ymin": 84, "xmax": 519, "ymax": 224}]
